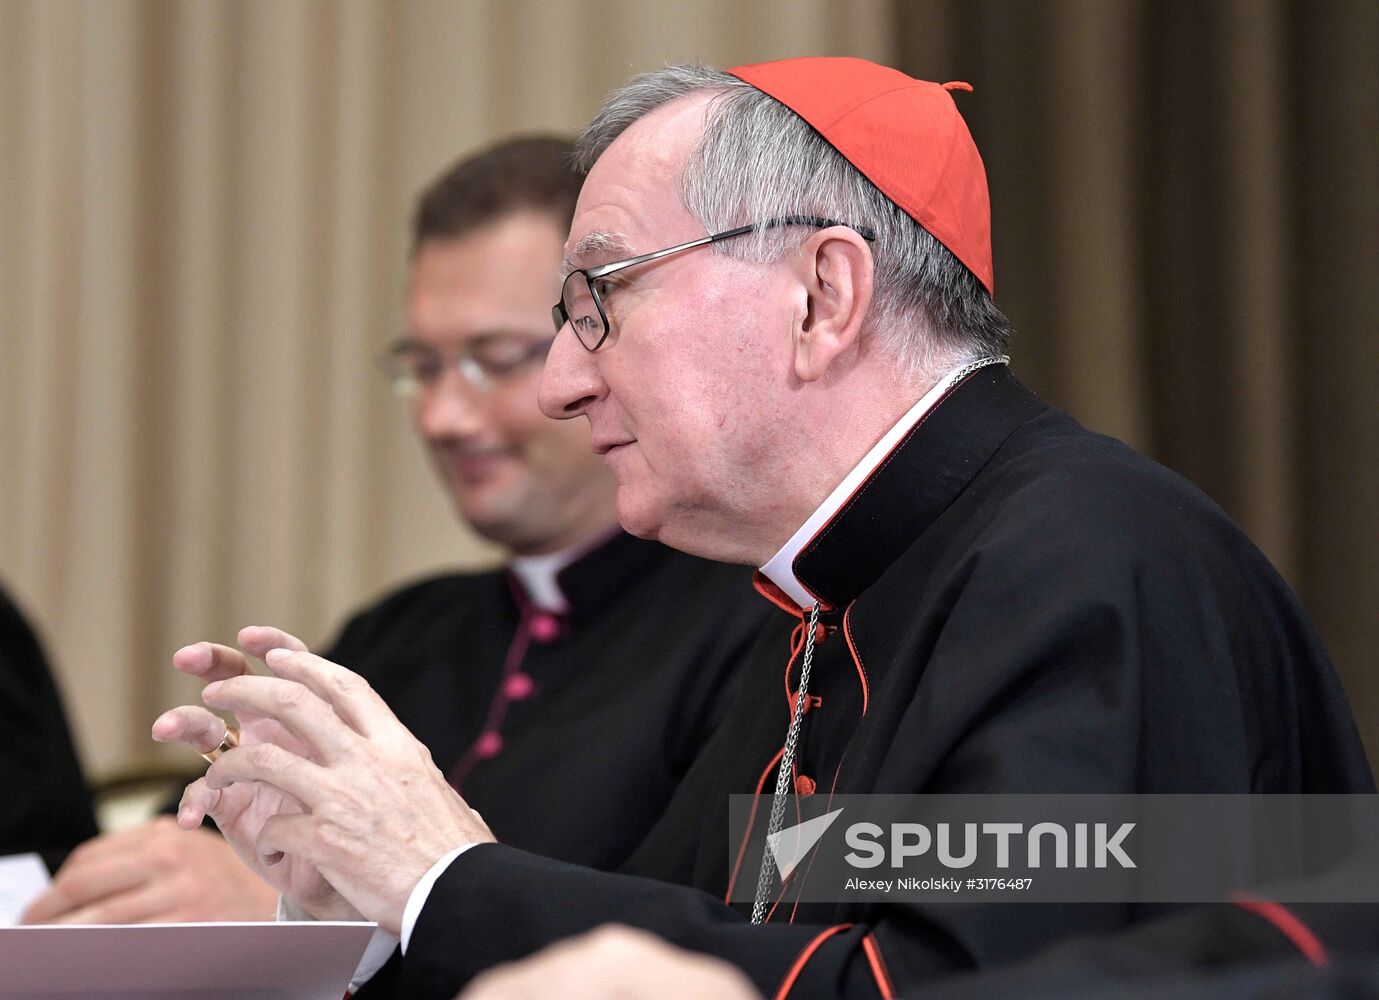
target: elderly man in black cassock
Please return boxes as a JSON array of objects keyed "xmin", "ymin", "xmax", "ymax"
[{"xmin": 151, "ymin": 58, "xmax": 1373, "ymax": 1000}]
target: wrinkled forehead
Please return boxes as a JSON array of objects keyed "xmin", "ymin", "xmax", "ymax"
[{"xmin": 565, "ymin": 93, "xmax": 716, "ymax": 271}]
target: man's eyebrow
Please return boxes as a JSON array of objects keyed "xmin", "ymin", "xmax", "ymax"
[{"xmin": 561, "ymin": 231, "xmax": 635, "ymax": 277}]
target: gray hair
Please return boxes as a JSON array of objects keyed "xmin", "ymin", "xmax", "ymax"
[{"xmin": 576, "ymin": 64, "xmax": 1012, "ymax": 378}]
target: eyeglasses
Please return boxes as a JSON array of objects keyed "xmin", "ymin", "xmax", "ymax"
[
  {"xmin": 552, "ymin": 215, "xmax": 877, "ymax": 351},
  {"xmin": 377, "ymin": 334, "xmax": 555, "ymax": 397}
]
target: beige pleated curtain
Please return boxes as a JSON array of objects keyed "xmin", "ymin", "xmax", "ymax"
[{"xmin": 2, "ymin": 0, "xmax": 1375, "ymax": 782}]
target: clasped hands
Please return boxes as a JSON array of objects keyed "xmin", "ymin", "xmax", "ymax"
[{"xmin": 151, "ymin": 625, "xmax": 494, "ymax": 935}]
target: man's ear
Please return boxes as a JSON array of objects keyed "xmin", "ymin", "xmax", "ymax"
[{"xmin": 790, "ymin": 227, "xmax": 874, "ymax": 383}]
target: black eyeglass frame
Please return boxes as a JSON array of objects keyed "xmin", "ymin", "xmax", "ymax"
[{"xmin": 552, "ymin": 215, "xmax": 878, "ymax": 351}]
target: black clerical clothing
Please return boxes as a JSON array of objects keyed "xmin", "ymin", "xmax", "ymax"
[
  {"xmin": 327, "ymin": 531, "xmax": 766, "ymax": 871},
  {"xmin": 922, "ymin": 850, "xmax": 1379, "ymax": 999},
  {"xmin": 0, "ymin": 584, "xmax": 97, "ymax": 866},
  {"xmin": 398, "ymin": 367, "xmax": 1374, "ymax": 999}
]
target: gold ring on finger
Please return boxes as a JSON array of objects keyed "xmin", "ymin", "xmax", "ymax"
[{"xmin": 199, "ymin": 724, "xmax": 241, "ymax": 764}]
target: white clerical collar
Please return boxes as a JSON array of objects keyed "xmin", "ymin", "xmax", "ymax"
[
  {"xmin": 509, "ymin": 547, "xmax": 580, "ymax": 613},
  {"xmin": 760, "ymin": 361, "xmax": 980, "ymax": 608}
]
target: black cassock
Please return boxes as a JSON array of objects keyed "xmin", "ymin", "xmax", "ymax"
[
  {"xmin": 0, "ymin": 584, "xmax": 97, "ymax": 866},
  {"xmin": 398, "ymin": 367, "xmax": 1374, "ymax": 999},
  {"xmin": 328, "ymin": 532, "xmax": 767, "ymax": 872},
  {"xmin": 923, "ymin": 849, "xmax": 1379, "ymax": 999}
]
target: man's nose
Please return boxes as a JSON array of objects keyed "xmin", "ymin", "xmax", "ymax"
[
  {"xmin": 538, "ymin": 329, "xmax": 605, "ymax": 420},
  {"xmin": 416, "ymin": 370, "xmax": 488, "ymax": 439}
]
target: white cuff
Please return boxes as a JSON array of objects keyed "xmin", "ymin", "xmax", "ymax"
[
  {"xmin": 348, "ymin": 926, "xmax": 401, "ymax": 992},
  {"xmin": 276, "ymin": 895, "xmax": 398, "ymax": 991},
  {"xmin": 400, "ymin": 843, "xmax": 478, "ymax": 954}
]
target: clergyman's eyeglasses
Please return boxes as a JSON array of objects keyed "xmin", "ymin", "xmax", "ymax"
[
  {"xmin": 552, "ymin": 215, "xmax": 877, "ymax": 352},
  {"xmin": 377, "ymin": 334, "xmax": 555, "ymax": 397}
]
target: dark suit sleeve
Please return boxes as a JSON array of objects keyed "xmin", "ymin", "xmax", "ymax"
[
  {"xmin": 404, "ymin": 844, "xmax": 887, "ymax": 999},
  {"xmin": 0, "ymin": 586, "xmax": 97, "ymax": 863}
]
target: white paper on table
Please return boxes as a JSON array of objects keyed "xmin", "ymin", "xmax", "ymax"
[
  {"xmin": 0, "ymin": 853, "xmax": 52, "ymax": 925},
  {"xmin": 0, "ymin": 921, "xmax": 378, "ymax": 999}
]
